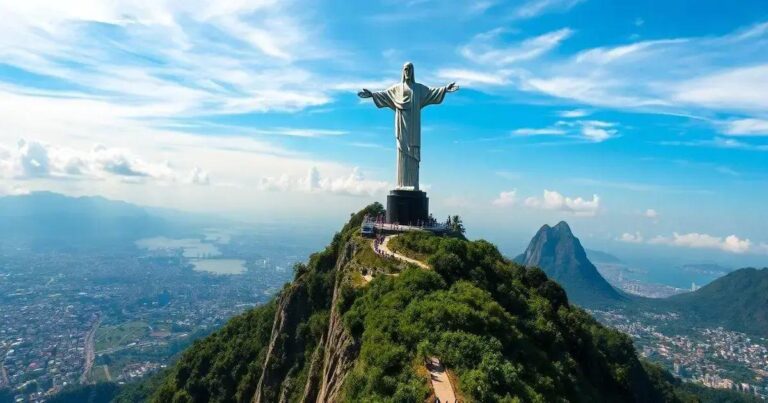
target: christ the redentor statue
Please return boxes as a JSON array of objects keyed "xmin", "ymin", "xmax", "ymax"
[{"xmin": 358, "ymin": 62, "xmax": 459, "ymax": 191}]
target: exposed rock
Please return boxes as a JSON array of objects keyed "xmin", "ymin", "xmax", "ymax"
[{"xmin": 253, "ymin": 239, "xmax": 361, "ymax": 403}]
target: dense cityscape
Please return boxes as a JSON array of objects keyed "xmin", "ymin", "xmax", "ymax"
[
  {"xmin": 0, "ymin": 231, "xmax": 312, "ymax": 402},
  {"xmin": 591, "ymin": 309, "xmax": 768, "ymax": 400}
]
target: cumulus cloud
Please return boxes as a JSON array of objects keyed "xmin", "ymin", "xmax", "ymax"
[
  {"xmin": 492, "ymin": 189, "xmax": 518, "ymax": 207},
  {"xmin": 0, "ymin": 139, "xmax": 193, "ymax": 183},
  {"xmin": 524, "ymin": 189, "xmax": 600, "ymax": 216},
  {"xmin": 649, "ymin": 232, "xmax": 753, "ymax": 254},
  {"xmin": 618, "ymin": 232, "xmax": 644, "ymax": 243},
  {"xmin": 17, "ymin": 140, "xmax": 51, "ymax": 177},
  {"xmin": 259, "ymin": 167, "xmax": 388, "ymax": 197}
]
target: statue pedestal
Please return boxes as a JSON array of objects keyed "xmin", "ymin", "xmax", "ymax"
[{"xmin": 386, "ymin": 189, "xmax": 428, "ymax": 225}]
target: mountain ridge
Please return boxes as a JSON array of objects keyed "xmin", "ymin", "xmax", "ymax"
[
  {"xmin": 0, "ymin": 191, "xmax": 218, "ymax": 250},
  {"xmin": 659, "ymin": 267, "xmax": 768, "ymax": 335}
]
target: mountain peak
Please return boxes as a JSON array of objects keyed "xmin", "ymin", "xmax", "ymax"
[
  {"xmin": 553, "ymin": 220, "xmax": 572, "ymax": 233},
  {"xmin": 518, "ymin": 221, "xmax": 622, "ymax": 306}
]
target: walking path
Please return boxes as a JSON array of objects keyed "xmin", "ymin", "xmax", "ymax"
[
  {"xmin": 376, "ymin": 235, "xmax": 430, "ymax": 269},
  {"xmin": 427, "ymin": 357, "xmax": 456, "ymax": 403},
  {"xmin": 368, "ymin": 235, "xmax": 456, "ymax": 400}
]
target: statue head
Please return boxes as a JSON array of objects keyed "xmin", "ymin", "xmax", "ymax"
[{"xmin": 401, "ymin": 62, "xmax": 414, "ymax": 83}]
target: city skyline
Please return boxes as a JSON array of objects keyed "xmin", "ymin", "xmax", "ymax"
[{"xmin": 1, "ymin": 0, "xmax": 767, "ymax": 264}]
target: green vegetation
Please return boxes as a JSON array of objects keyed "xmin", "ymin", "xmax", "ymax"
[
  {"xmin": 662, "ymin": 268, "xmax": 768, "ymax": 336},
  {"xmin": 343, "ymin": 231, "xmax": 671, "ymax": 402},
  {"xmin": 95, "ymin": 321, "xmax": 149, "ymax": 351},
  {"xmin": 46, "ymin": 383, "xmax": 119, "ymax": 403},
  {"xmin": 143, "ymin": 204, "xmax": 751, "ymax": 402},
  {"xmin": 151, "ymin": 301, "xmax": 277, "ymax": 402}
]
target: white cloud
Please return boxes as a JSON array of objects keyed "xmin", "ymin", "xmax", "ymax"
[
  {"xmin": 187, "ymin": 167, "xmax": 211, "ymax": 185},
  {"xmin": 1, "ymin": 139, "xmax": 190, "ymax": 183},
  {"xmin": 492, "ymin": 189, "xmax": 517, "ymax": 207},
  {"xmin": 524, "ymin": 189, "xmax": 600, "ymax": 216},
  {"xmin": 722, "ymin": 118, "xmax": 768, "ymax": 136},
  {"xmin": 17, "ymin": 139, "xmax": 51, "ymax": 177},
  {"xmin": 513, "ymin": 0, "xmax": 585, "ymax": 19},
  {"xmin": 513, "ymin": 119, "xmax": 618, "ymax": 142},
  {"xmin": 437, "ymin": 69, "xmax": 509, "ymax": 86},
  {"xmin": 644, "ymin": 209, "xmax": 658, "ymax": 219},
  {"xmin": 649, "ymin": 232, "xmax": 753, "ymax": 254},
  {"xmin": 460, "ymin": 28, "xmax": 573, "ymax": 66},
  {"xmin": 618, "ymin": 232, "xmax": 644, "ymax": 243},
  {"xmin": 0, "ymin": 0, "xmax": 339, "ymax": 118},
  {"xmin": 0, "ymin": 183, "xmax": 29, "ymax": 196},
  {"xmin": 672, "ymin": 64, "xmax": 768, "ymax": 113},
  {"xmin": 259, "ymin": 167, "xmax": 389, "ymax": 197},
  {"xmin": 580, "ymin": 121, "xmax": 617, "ymax": 142},
  {"xmin": 454, "ymin": 20, "xmax": 768, "ymax": 135},
  {"xmin": 558, "ymin": 109, "xmax": 590, "ymax": 118}
]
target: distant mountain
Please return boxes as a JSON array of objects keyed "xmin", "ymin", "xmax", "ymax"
[
  {"xmin": 0, "ymin": 191, "xmax": 203, "ymax": 250},
  {"xmin": 515, "ymin": 221, "xmax": 624, "ymax": 306},
  {"xmin": 586, "ymin": 249, "xmax": 623, "ymax": 264},
  {"xmin": 662, "ymin": 267, "xmax": 768, "ymax": 335}
]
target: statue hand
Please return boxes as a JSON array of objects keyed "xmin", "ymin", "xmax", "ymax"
[
  {"xmin": 446, "ymin": 82, "xmax": 459, "ymax": 92},
  {"xmin": 358, "ymin": 89, "xmax": 373, "ymax": 98}
]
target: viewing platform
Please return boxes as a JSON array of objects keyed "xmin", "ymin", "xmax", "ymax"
[{"xmin": 361, "ymin": 217, "xmax": 449, "ymax": 237}]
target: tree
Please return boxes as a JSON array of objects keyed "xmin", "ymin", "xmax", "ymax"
[{"xmin": 449, "ymin": 215, "xmax": 465, "ymax": 235}]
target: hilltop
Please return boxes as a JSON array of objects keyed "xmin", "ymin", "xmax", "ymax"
[
  {"xmin": 128, "ymin": 203, "xmax": 732, "ymax": 402},
  {"xmin": 515, "ymin": 221, "xmax": 625, "ymax": 307}
]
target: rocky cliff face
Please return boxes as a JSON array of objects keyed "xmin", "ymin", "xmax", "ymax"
[
  {"xmin": 517, "ymin": 221, "xmax": 623, "ymax": 306},
  {"xmin": 252, "ymin": 237, "xmax": 361, "ymax": 403}
]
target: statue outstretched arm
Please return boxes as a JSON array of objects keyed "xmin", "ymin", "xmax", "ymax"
[
  {"xmin": 359, "ymin": 88, "xmax": 397, "ymax": 110},
  {"xmin": 421, "ymin": 82, "xmax": 459, "ymax": 108}
]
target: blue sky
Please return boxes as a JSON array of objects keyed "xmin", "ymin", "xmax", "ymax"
[{"xmin": 0, "ymin": 0, "xmax": 767, "ymax": 265}]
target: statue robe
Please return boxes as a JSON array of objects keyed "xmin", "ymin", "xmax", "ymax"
[{"xmin": 371, "ymin": 81, "xmax": 448, "ymax": 190}]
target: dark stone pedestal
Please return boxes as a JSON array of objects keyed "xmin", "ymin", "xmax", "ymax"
[{"xmin": 386, "ymin": 189, "xmax": 428, "ymax": 225}]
